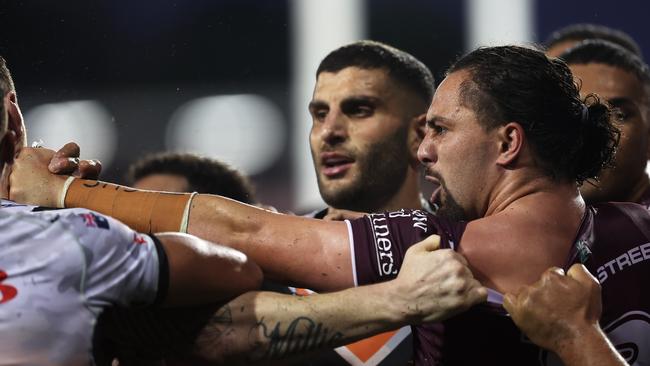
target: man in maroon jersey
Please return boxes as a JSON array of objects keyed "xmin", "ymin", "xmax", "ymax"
[
  {"xmin": 9, "ymin": 46, "xmax": 648, "ymax": 364},
  {"xmin": 560, "ymin": 40, "xmax": 650, "ymax": 208}
]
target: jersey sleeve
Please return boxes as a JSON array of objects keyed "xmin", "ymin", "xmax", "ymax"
[
  {"xmin": 59, "ymin": 209, "xmax": 169, "ymax": 308},
  {"xmin": 347, "ymin": 209, "xmax": 466, "ymax": 286}
]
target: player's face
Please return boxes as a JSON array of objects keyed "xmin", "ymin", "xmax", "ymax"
[
  {"xmin": 571, "ymin": 63, "xmax": 650, "ymax": 203},
  {"xmin": 309, "ymin": 67, "xmax": 420, "ymax": 211},
  {"xmin": 418, "ymin": 70, "xmax": 500, "ymax": 220},
  {"xmin": 133, "ymin": 173, "xmax": 190, "ymax": 193}
]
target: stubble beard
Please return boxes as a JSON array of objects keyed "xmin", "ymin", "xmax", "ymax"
[
  {"xmin": 435, "ymin": 177, "xmax": 469, "ymax": 221},
  {"xmin": 316, "ymin": 127, "xmax": 410, "ymax": 213}
]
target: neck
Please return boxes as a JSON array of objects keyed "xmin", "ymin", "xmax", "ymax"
[
  {"xmin": 483, "ymin": 170, "xmax": 584, "ymax": 218},
  {"xmin": 628, "ymin": 172, "xmax": 650, "ymax": 203}
]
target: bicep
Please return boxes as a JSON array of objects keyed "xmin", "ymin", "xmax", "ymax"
[
  {"xmin": 260, "ymin": 214, "xmax": 354, "ymax": 291},
  {"xmin": 158, "ymin": 232, "xmax": 262, "ymax": 306}
]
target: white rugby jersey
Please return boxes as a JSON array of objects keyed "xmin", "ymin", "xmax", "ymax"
[{"xmin": 0, "ymin": 200, "xmax": 167, "ymax": 366}]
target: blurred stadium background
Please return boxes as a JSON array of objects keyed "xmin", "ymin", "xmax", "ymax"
[{"xmin": 1, "ymin": 0, "xmax": 648, "ymax": 212}]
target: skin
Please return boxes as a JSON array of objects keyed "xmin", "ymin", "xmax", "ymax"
[
  {"xmin": 1, "ymin": 90, "xmax": 264, "ymax": 307},
  {"xmin": 504, "ymin": 264, "xmax": 629, "ymax": 366},
  {"xmin": 6, "ymin": 67, "xmax": 601, "ymax": 363},
  {"xmin": 570, "ymin": 63, "xmax": 650, "ymax": 204},
  {"xmin": 309, "ymin": 67, "xmax": 427, "ymax": 213},
  {"xmin": 9, "ymin": 69, "xmax": 586, "ymax": 296},
  {"xmin": 416, "ymin": 69, "xmax": 585, "ymax": 293}
]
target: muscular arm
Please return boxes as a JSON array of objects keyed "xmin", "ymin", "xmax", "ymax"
[
  {"xmin": 9, "ymin": 148, "xmax": 353, "ymax": 291},
  {"xmin": 157, "ymin": 232, "xmax": 262, "ymax": 306},
  {"xmin": 187, "ymin": 194, "xmax": 353, "ymax": 291},
  {"xmin": 106, "ymin": 236, "xmax": 487, "ymax": 364}
]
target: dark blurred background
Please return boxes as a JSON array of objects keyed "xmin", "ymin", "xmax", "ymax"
[{"xmin": 1, "ymin": 0, "xmax": 648, "ymax": 212}]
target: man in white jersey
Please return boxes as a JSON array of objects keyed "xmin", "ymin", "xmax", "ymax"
[{"xmin": 0, "ymin": 55, "xmax": 263, "ymax": 365}]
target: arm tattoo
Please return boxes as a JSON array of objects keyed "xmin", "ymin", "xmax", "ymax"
[
  {"xmin": 193, "ymin": 305, "xmax": 235, "ymax": 358},
  {"xmin": 250, "ymin": 316, "xmax": 344, "ymax": 360}
]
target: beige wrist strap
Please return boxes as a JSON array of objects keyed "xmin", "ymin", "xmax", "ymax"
[
  {"xmin": 64, "ymin": 178, "xmax": 194, "ymax": 233},
  {"xmin": 58, "ymin": 176, "xmax": 76, "ymax": 208}
]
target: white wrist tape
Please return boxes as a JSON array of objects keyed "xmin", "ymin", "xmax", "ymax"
[
  {"xmin": 179, "ymin": 192, "xmax": 198, "ymax": 233},
  {"xmin": 58, "ymin": 176, "xmax": 76, "ymax": 208}
]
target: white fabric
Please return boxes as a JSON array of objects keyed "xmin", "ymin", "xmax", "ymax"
[{"xmin": 0, "ymin": 200, "xmax": 160, "ymax": 365}]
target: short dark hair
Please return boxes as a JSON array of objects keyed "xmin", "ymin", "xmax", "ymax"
[
  {"xmin": 560, "ymin": 39, "xmax": 650, "ymax": 92},
  {"xmin": 317, "ymin": 40, "xmax": 435, "ymax": 104},
  {"xmin": 447, "ymin": 45, "xmax": 619, "ymax": 184},
  {"xmin": 544, "ymin": 24, "xmax": 642, "ymax": 57},
  {"xmin": 126, "ymin": 152, "xmax": 257, "ymax": 204}
]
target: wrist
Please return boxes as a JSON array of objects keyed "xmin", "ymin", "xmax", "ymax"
[
  {"xmin": 58, "ymin": 176, "xmax": 75, "ymax": 208},
  {"xmin": 553, "ymin": 323, "xmax": 603, "ymax": 361},
  {"xmin": 379, "ymin": 279, "xmax": 419, "ymax": 326}
]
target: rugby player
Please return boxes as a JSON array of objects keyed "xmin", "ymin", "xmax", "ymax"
[
  {"xmin": 0, "ymin": 56, "xmax": 263, "ymax": 365},
  {"xmin": 11, "ymin": 46, "xmax": 650, "ymax": 364},
  {"xmin": 0, "ymin": 60, "xmax": 485, "ymax": 365},
  {"xmin": 561, "ymin": 40, "xmax": 650, "ymax": 207}
]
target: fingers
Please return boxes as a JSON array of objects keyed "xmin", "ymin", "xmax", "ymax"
[
  {"xmin": 48, "ymin": 156, "xmax": 80, "ymax": 174},
  {"xmin": 54, "ymin": 142, "xmax": 80, "ymax": 159},
  {"xmin": 469, "ymin": 280, "xmax": 488, "ymax": 304},
  {"xmin": 77, "ymin": 159, "xmax": 102, "ymax": 179},
  {"xmin": 503, "ymin": 292, "xmax": 516, "ymax": 314},
  {"xmin": 48, "ymin": 142, "xmax": 81, "ymax": 174}
]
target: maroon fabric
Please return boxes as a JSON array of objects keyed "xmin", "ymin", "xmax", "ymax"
[{"xmin": 349, "ymin": 204, "xmax": 650, "ymax": 365}]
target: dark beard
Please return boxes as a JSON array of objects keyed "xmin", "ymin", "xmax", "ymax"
[
  {"xmin": 316, "ymin": 126, "xmax": 410, "ymax": 213},
  {"xmin": 435, "ymin": 178, "xmax": 468, "ymax": 221}
]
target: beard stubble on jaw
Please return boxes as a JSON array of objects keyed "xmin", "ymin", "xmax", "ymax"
[
  {"xmin": 317, "ymin": 126, "xmax": 410, "ymax": 213},
  {"xmin": 435, "ymin": 177, "xmax": 468, "ymax": 221}
]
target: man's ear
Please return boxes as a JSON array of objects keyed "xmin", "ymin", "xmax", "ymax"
[
  {"xmin": 408, "ymin": 113, "xmax": 427, "ymax": 165},
  {"xmin": 495, "ymin": 122, "xmax": 524, "ymax": 167},
  {"xmin": 4, "ymin": 92, "xmax": 25, "ymax": 152}
]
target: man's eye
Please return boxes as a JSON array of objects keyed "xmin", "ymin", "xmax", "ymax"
[
  {"xmin": 313, "ymin": 110, "xmax": 328, "ymax": 120},
  {"xmin": 350, "ymin": 106, "xmax": 373, "ymax": 117},
  {"xmin": 430, "ymin": 124, "xmax": 447, "ymax": 135}
]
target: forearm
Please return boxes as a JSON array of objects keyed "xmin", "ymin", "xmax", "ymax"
[
  {"xmin": 186, "ymin": 194, "xmax": 352, "ymax": 290},
  {"xmin": 192, "ymin": 283, "xmax": 407, "ymax": 364},
  {"xmin": 553, "ymin": 325, "xmax": 628, "ymax": 366},
  {"xmin": 62, "ymin": 179, "xmax": 353, "ymax": 291}
]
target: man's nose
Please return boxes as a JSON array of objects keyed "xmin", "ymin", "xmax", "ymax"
[
  {"xmin": 320, "ymin": 113, "xmax": 348, "ymax": 146},
  {"xmin": 417, "ymin": 133, "xmax": 437, "ymax": 165}
]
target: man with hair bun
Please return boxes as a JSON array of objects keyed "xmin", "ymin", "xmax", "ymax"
[{"xmin": 10, "ymin": 45, "xmax": 650, "ymax": 364}]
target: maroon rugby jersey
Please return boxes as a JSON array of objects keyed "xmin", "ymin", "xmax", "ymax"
[{"xmin": 348, "ymin": 204, "xmax": 650, "ymax": 365}]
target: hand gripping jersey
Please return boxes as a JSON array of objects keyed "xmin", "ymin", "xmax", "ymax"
[
  {"xmin": 0, "ymin": 200, "xmax": 167, "ymax": 366},
  {"xmin": 347, "ymin": 203, "xmax": 650, "ymax": 365}
]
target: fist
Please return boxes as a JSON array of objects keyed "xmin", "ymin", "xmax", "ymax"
[
  {"xmin": 503, "ymin": 264, "xmax": 602, "ymax": 352},
  {"xmin": 394, "ymin": 235, "xmax": 487, "ymax": 323}
]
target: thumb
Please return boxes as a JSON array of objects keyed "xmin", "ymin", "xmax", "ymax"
[
  {"xmin": 566, "ymin": 264, "xmax": 598, "ymax": 286},
  {"xmin": 417, "ymin": 234, "xmax": 441, "ymax": 252}
]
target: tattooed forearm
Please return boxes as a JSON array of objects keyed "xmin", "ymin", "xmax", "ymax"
[
  {"xmin": 249, "ymin": 316, "xmax": 344, "ymax": 361},
  {"xmin": 192, "ymin": 305, "xmax": 236, "ymax": 359}
]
